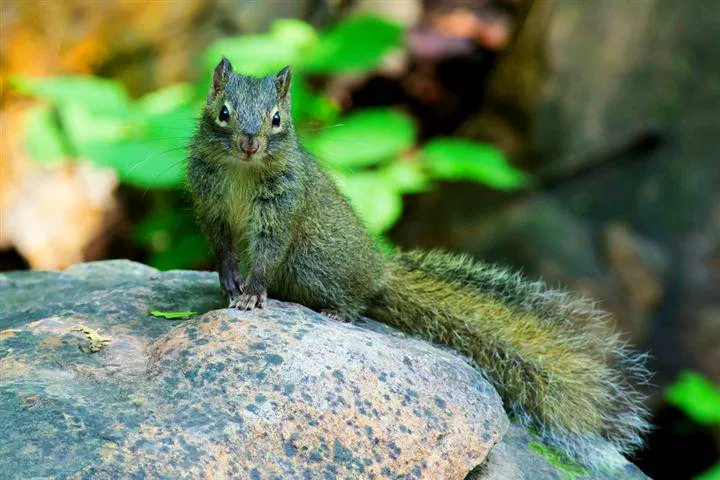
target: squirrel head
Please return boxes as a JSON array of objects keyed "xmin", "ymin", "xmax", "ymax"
[{"xmin": 201, "ymin": 57, "xmax": 293, "ymax": 164}]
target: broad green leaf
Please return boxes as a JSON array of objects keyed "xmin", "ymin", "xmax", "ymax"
[
  {"xmin": 665, "ymin": 371, "xmax": 720, "ymax": 425},
  {"xmin": 142, "ymin": 103, "xmax": 197, "ymax": 157},
  {"xmin": 305, "ymin": 108, "xmax": 415, "ymax": 169},
  {"xmin": 58, "ymin": 103, "xmax": 132, "ymax": 149},
  {"xmin": 305, "ymin": 16, "xmax": 403, "ymax": 73},
  {"xmin": 82, "ymin": 140, "xmax": 186, "ymax": 189},
  {"xmin": 696, "ymin": 462, "xmax": 720, "ymax": 480},
  {"xmin": 374, "ymin": 234, "xmax": 398, "ymax": 255},
  {"xmin": 50, "ymin": 102, "xmax": 187, "ymax": 188},
  {"xmin": 199, "ymin": 19, "xmax": 320, "ymax": 96},
  {"xmin": 24, "ymin": 106, "xmax": 70, "ymax": 164},
  {"xmin": 137, "ymin": 83, "xmax": 195, "ymax": 116},
  {"xmin": 203, "ymin": 35, "xmax": 299, "ymax": 79},
  {"xmin": 290, "ymin": 76, "xmax": 339, "ymax": 126},
  {"xmin": 12, "ymin": 75, "xmax": 132, "ymax": 115},
  {"xmin": 334, "ymin": 172, "xmax": 403, "ymax": 233},
  {"xmin": 378, "ymin": 160, "xmax": 431, "ymax": 194},
  {"xmin": 422, "ymin": 138, "xmax": 528, "ymax": 190},
  {"xmin": 150, "ymin": 310, "xmax": 197, "ymax": 319},
  {"xmin": 270, "ymin": 19, "xmax": 319, "ymax": 52},
  {"xmin": 66, "ymin": 101, "xmax": 195, "ymax": 188}
]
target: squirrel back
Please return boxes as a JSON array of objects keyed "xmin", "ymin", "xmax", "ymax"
[{"xmin": 187, "ymin": 59, "xmax": 651, "ymax": 471}]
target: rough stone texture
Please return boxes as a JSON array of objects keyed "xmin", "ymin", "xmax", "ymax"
[
  {"xmin": 469, "ymin": 426, "xmax": 650, "ymax": 480},
  {"xmin": 0, "ymin": 261, "xmax": 649, "ymax": 479},
  {"xmin": 1, "ymin": 261, "xmax": 504, "ymax": 479}
]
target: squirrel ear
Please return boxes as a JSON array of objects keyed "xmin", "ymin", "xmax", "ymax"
[
  {"xmin": 276, "ymin": 65, "xmax": 292, "ymax": 99},
  {"xmin": 209, "ymin": 57, "xmax": 233, "ymax": 102}
]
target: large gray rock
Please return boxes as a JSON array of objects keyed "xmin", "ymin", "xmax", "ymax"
[{"xmin": 0, "ymin": 261, "xmax": 648, "ymax": 479}]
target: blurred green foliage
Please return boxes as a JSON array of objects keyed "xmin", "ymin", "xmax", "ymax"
[
  {"xmin": 666, "ymin": 371, "xmax": 720, "ymax": 425},
  {"xmin": 696, "ymin": 464, "xmax": 720, "ymax": 480},
  {"xmin": 15, "ymin": 77, "xmax": 195, "ymax": 188},
  {"xmin": 422, "ymin": 138, "xmax": 527, "ymax": 189},
  {"xmin": 14, "ymin": 15, "xmax": 527, "ymax": 270},
  {"xmin": 665, "ymin": 371, "xmax": 720, "ymax": 480}
]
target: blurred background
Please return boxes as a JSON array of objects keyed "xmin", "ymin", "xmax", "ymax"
[{"xmin": 1, "ymin": 0, "xmax": 718, "ymax": 478}]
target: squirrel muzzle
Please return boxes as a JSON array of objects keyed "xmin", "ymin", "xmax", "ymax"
[{"xmin": 239, "ymin": 135, "xmax": 262, "ymax": 160}]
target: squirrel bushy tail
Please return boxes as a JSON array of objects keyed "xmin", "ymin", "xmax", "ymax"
[{"xmin": 366, "ymin": 249, "xmax": 651, "ymax": 469}]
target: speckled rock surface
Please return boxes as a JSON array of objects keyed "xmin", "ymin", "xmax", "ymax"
[
  {"xmin": 0, "ymin": 261, "xmax": 650, "ymax": 479},
  {"xmin": 0, "ymin": 261, "xmax": 507, "ymax": 479}
]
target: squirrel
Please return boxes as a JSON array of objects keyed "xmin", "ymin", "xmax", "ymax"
[{"xmin": 187, "ymin": 57, "xmax": 651, "ymax": 470}]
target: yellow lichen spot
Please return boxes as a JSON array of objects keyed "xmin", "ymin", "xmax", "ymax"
[{"xmin": 71, "ymin": 325, "xmax": 112, "ymax": 353}]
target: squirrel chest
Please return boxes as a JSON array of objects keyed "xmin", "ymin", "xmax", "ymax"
[{"xmin": 218, "ymin": 173, "xmax": 254, "ymax": 241}]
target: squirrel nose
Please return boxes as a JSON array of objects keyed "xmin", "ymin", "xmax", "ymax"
[{"xmin": 240, "ymin": 136, "xmax": 260, "ymax": 155}]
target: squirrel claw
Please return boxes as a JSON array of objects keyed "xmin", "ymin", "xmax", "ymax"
[{"xmin": 233, "ymin": 292, "xmax": 266, "ymax": 311}]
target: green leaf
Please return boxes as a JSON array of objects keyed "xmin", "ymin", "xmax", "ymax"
[
  {"xmin": 334, "ymin": 172, "xmax": 403, "ymax": 233},
  {"xmin": 378, "ymin": 160, "xmax": 431, "ymax": 194},
  {"xmin": 696, "ymin": 462, "xmax": 720, "ymax": 480},
  {"xmin": 203, "ymin": 35, "xmax": 299, "ymax": 79},
  {"xmin": 291, "ymin": 76, "xmax": 339, "ymax": 127},
  {"xmin": 374, "ymin": 234, "xmax": 398, "ymax": 255},
  {"xmin": 141, "ymin": 102, "xmax": 197, "ymax": 156},
  {"xmin": 23, "ymin": 106, "xmax": 70, "ymax": 164},
  {"xmin": 12, "ymin": 75, "xmax": 132, "ymax": 115},
  {"xmin": 422, "ymin": 138, "xmax": 528, "ymax": 190},
  {"xmin": 150, "ymin": 310, "xmax": 198, "ymax": 319},
  {"xmin": 665, "ymin": 371, "xmax": 720, "ymax": 425},
  {"xmin": 305, "ymin": 15, "xmax": 403, "ymax": 73},
  {"xmin": 82, "ymin": 140, "xmax": 186, "ymax": 189},
  {"xmin": 305, "ymin": 108, "xmax": 415, "ymax": 169},
  {"xmin": 136, "ymin": 83, "xmax": 195, "ymax": 116},
  {"xmin": 60, "ymin": 101, "xmax": 195, "ymax": 188},
  {"xmin": 270, "ymin": 19, "xmax": 319, "ymax": 52},
  {"xmin": 199, "ymin": 19, "xmax": 319, "ymax": 98},
  {"xmin": 58, "ymin": 103, "xmax": 131, "ymax": 148}
]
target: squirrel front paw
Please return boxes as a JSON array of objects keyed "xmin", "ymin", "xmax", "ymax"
[{"xmin": 231, "ymin": 282, "xmax": 267, "ymax": 310}]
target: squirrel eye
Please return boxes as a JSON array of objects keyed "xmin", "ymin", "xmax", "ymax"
[
  {"xmin": 272, "ymin": 111, "xmax": 281, "ymax": 127},
  {"xmin": 218, "ymin": 105, "xmax": 230, "ymax": 123}
]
